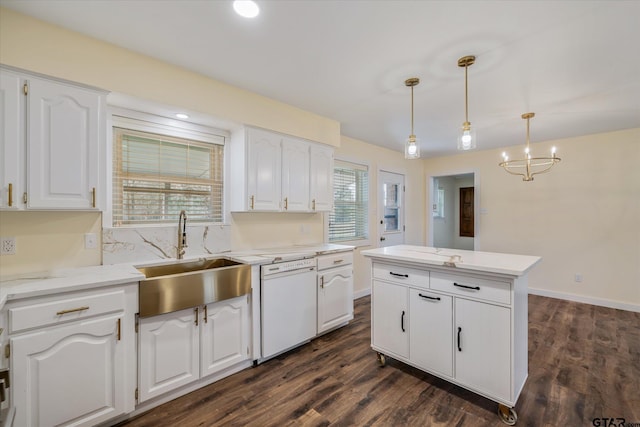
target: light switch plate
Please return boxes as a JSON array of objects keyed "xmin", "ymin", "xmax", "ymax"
[{"xmin": 1, "ymin": 237, "xmax": 16, "ymax": 255}]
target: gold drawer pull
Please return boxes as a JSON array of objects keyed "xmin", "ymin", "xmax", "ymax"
[
  {"xmin": 250, "ymin": 195, "xmax": 255, "ymax": 210},
  {"xmin": 92, "ymin": 187, "xmax": 96, "ymax": 208},
  {"xmin": 7, "ymin": 183, "xmax": 12, "ymax": 207},
  {"xmin": 333, "ymin": 259, "xmax": 344, "ymax": 264},
  {"xmin": 56, "ymin": 306, "xmax": 89, "ymax": 316}
]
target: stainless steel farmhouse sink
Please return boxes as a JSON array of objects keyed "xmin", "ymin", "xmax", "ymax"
[{"xmin": 137, "ymin": 258, "xmax": 251, "ymax": 318}]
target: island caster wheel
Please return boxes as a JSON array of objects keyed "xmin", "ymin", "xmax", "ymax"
[
  {"xmin": 498, "ymin": 404, "xmax": 518, "ymax": 426},
  {"xmin": 376, "ymin": 352, "xmax": 386, "ymax": 367}
]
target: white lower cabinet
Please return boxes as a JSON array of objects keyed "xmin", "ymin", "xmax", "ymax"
[
  {"xmin": 317, "ymin": 253, "xmax": 353, "ymax": 334},
  {"xmin": 200, "ymin": 296, "xmax": 250, "ymax": 377},
  {"xmin": 371, "ymin": 280, "xmax": 408, "ymax": 359},
  {"xmin": 455, "ymin": 297, "xmax": 511, "ymax": 400},
  {"xmin": 138, "ymin": 308, "xmax": 199, "ymax": 403},
  {"xmin": 138, "ymin": 295, "xmax": 250, "ymax": 403},
  {"xmin": 409, "ymin": 289, "xmax": 453, "ymax": 377},
  {"xmin": 6, "ymin": 284, "xmax": 137, "ymax": 427},
  {"xmin": 370, "ymin": 260, "xmax": 525, "ymax": 410}
]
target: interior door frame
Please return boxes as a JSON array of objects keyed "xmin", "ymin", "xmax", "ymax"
[
  {"xmin": 426, "ymin": 169, "xmax": 480, "ymax": 250},
  {"xmin": 378, "ymin": 168, "xmax": 406, "ymax": 247}
]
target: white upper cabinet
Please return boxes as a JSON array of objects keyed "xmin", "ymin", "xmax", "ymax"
[
  {"xmin": 309, "ymin": 144, "xmax": 333, "ymax": 212},
  {"xmin": 0, "ymin": 69, "xmax": 23, "ymax": 210},
  {"xmin": 282, "ymin": 136, "xmax": 310, "ymax": 212},
  {"xmin": 246, "ymin": 127, "xmax": 282, "ymax": 211},
  {"xmin": 0, "ymin": 66, "xmax": 106, "ymax": 210},
  {"xmin": 230, "ymin": 126, "xmax": 334, "ymax": 212}
]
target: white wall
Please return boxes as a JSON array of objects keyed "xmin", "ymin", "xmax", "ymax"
[{"xmin": 423, "ymin": 128, "xmax": 640, "ymax": 311}]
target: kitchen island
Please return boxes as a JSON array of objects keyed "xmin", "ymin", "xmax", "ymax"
[{"xmin": 361, "ymin": 245, "xmax": 540, "ymax": 426}]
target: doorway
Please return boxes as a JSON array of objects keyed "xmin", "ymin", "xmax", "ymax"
[
  {"xmin": 378, "ymin": 170, "xmax": 405, "ymax": 247},
  {"xmin": 429, "ymin": 173, "xmax": 476, "ymax": 250}
]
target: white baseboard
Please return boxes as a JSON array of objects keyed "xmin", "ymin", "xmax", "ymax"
[
  {"xmin": 354, "ymin": 287, "xmax": 371, "ymax": 299},
  {"xmin": 529, "ymin": 287, "xmax": 640, "ymax": 313}
]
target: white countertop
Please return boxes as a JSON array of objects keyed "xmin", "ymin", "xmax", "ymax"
[
  {"xmin": 361, "ymin": 245, "xmax": 540, "ymax": 277},
  {"xmin": 0, "ymin": 244, "xmax": 354, "ymax": 309}
]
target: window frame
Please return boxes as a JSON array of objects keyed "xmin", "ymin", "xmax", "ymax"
[
  {"xmin": 105, "ymin": 107, "xmax": 229, "ymax": 228},
  {"xmin": 326, "ymin": 157, "xmax": 371, "ymax": 247}
]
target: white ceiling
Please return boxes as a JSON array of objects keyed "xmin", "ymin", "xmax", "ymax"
[{"xmin": 3, "ymin": 0, "xmax": 639, "ymax": 157}]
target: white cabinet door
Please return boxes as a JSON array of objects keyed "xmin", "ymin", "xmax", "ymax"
[
  {"xmin": 455, "ymin": 298, "xmax": 511, "ymax": 400},
  {"xmin": 318, "ymin": 265, "xmax": 353, "ymax": 333},
  {"xmin": 138, "ymin": 308, "xmax": 199, "ymax": 403},
  {"xmin": 246, "ymin": 128, "xmax": 281, "ymax": 211},
  {"xmin": 281, "ymin": 137, "xmax": 310, "ymax": 212},
  {"xmin": 27, "ymin": 76, "xmax": 102, "ymax": 209},
  {"xmin": 372, "ymin": 280, "xmax": 408, "ymax": 358},
  {"xmin": 200, "ymin": 296, "xmax": 250, "ymax": 377},
  {"xmin": 409, "ymin": 289, "xmax": 453, "ymax": 377},
  {"xmin": 11, "ymin": 315, "xmax": 125, "ymax": 427},
  {"xmin": 0, "ymin": 71, "xmax": 23, "ymax": 210},
  {"xmin": 309, "ymin": 144, "xmax": 333, "ymax": 211}
]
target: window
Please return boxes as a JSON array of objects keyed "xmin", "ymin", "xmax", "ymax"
[
  {"xmin": 112, "ymin": 125, "xmax": 224, "ymax": 226},
  {"xmin": 433, "ymin": 187, "xmax": 445, "ymax": 218},
  {"xmin": 329, "ymin": 160, "xmax": 369, "ymax": 242}
]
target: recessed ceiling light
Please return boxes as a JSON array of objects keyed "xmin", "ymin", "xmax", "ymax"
[
  {"xmin": 175, "ymin": 113, "xmax": 189, "ymax": 119},
  {"xmin": 233, "ymin": 0, "xmax": 259, "ymax": 18}
]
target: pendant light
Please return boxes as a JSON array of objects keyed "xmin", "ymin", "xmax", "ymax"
[
  {"xmin": 404, "ymin": 77, "xmax": 420, "ymax": 159},
  {"xmin": 499, "ymin": 113, "xmax": 561, "ymax": 181},
  {"xmin": 457, "ymin": 55, "xmax": 476, "ymax": 150}
]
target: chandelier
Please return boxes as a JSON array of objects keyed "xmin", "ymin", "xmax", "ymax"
[
  {"xmin": 457, "ymin": 55, "xmax": 476, "ymax": 150},
  {"xmin": 499, "ymin": 112, "xmax": 561, "ymax": 181},
  {"xmin": 404, "ymin": 77, "xmax": 420, "ymax": 159}
]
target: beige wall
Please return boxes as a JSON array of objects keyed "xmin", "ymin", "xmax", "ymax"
[
  {"xmin": 0, "ymin": 8, "xmax": 339, "ymax": 147},
  {"xmin": 335, "ymin": 136, "xmax": 426, "ymax": 296},
  {"xmin": 0, "ymin": 212, "xmax": 102, "ymax": 277},
  {"xmin": 0, "ymin": 8, "xmax": 339, "ymax": 275},
  {"xmin": 423, "ymin": 128, "xmax": 640, "ymax": 309}
]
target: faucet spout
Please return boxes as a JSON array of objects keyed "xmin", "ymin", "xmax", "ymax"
[{"xmin": 177, "ymin": 210, "xmax": 188, "ymax": 259}]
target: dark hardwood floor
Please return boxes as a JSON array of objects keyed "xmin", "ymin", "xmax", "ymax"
[{"xmin": 116, "ymin": 295, "xmax": 640, "ymax": 426}]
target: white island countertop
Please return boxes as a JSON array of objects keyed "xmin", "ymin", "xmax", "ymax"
[{"xmin": 361, "ymin": 245, "xmax": 541, "ymax": 277}]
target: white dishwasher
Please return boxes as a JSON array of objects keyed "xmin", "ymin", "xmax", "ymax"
[{"xmin": 261, "ymin": 258, "xmax": 317, "ymax": 360}]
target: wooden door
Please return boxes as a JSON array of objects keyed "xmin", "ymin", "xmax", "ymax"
[{"xmin": 459, "ymin": 186, "xmax": 474, "ymax": 237}]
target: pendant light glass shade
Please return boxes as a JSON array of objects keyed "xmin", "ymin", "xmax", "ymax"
[
  {"xmin": 404, "ymin": 78, "xmax": 421, "ymax": 159},
  {"xmin": 457, "ymin": 55, "xmax": 477, "ymax": 150},
  {"xmin": 405, "ymin": 135, "xmax": 420, "ymax": 159},
  {"xmin": 458, "ymin": 122, "xmax": 477, "ymax": 150}
]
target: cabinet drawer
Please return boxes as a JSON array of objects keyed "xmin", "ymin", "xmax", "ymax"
[
  {"xmin": 430, "ymin": 272, "xmax": 510, "ymax": 305},
  {"xmin": 317, "ymin": 251, "xmax": 353, "ymax": 270},
  {"xmin": 8, "ymin": 288, "xmax": 127, "ymax": 333},
  {"xmin": 373, "ymin": 262, "xmax": 429, "ymax": 288}
]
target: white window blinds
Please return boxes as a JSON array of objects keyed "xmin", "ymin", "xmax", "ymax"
[
  {"xmin": 112, "ymin": 127, "xmax": 224, "ymax": 226},
  {"xmin": 329, "ymin": 160, "xmax": 369, "ymax": 242}
]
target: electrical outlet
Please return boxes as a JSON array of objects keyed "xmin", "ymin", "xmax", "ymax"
[
  {"xmin": 84, "ymin": 233, "xmax": 97, "ymax": 249},
  {"xmin": 1, "ymin": 237, "xmax": 16, "ymax": 255},
  {"xmin": 574, "ymin": 273, "xmax": 583, "ymax": 283}
]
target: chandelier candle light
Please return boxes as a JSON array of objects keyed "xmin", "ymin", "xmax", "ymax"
[
  {"xmin": 404, "ymin": 77, "xmax": 420, "ymax": 159},
  {"xmin": 499, "ymin": 112, "xmax": 561, "ymax": 181},
  {"xmin": 458, "ymin": 55, "xmax": 477, "ymax": 150}
]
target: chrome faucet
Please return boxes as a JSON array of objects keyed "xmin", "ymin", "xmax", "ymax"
[{"xmin": 177, "ymin": 210, "xmax": 188, "ymax": 259}]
